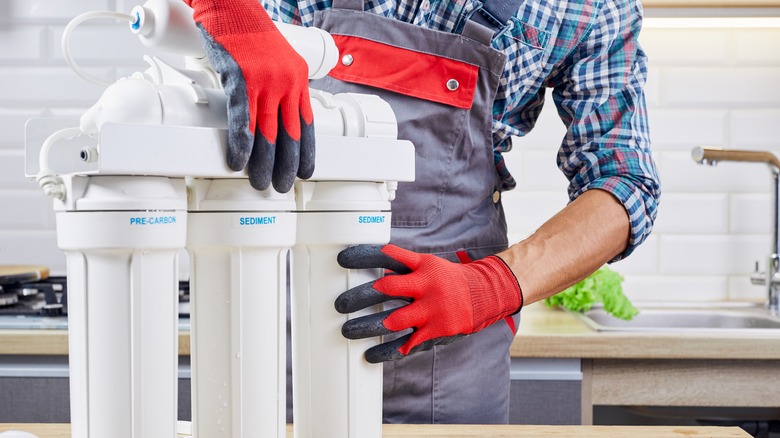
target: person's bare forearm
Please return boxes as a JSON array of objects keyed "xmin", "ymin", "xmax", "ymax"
[{"xmin": 498, "ymin": 189, "xmax": 631, "ymax": 306}]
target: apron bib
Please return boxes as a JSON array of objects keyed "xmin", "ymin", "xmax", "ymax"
[{"xmin": 286, "ymin": 0, "xmax": 522, "ymax": 423}]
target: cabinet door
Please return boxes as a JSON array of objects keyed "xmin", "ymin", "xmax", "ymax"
[{"xmin": 509, "ymin": 358, "xmax": 585, "ymax": 425}]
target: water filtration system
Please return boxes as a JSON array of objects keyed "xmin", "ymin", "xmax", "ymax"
[{"xmin": 25, "ymin": 1, "xmax": 415, "ymax": 437}]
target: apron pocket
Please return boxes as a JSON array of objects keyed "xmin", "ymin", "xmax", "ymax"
[{"xmin": 328, "ymin": 35, "xmax": 479, "ymax": 109}]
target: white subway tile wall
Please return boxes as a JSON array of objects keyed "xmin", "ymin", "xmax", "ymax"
[
  {"xmin": 500, "ymin": 24, "xmax": 780, "ymax": 303},
  {"xmin": 0, "ymin": 2, "xmax": 778, "ymax": 303}
]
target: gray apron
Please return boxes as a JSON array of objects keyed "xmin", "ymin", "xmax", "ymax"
[{"xmin": 286, "ymin": 0, "xmax": 522, "ymax": 424}]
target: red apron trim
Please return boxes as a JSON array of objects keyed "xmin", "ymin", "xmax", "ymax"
[
  {"xmin": 455, "ymin": 250, "xmax": 518, "ymax": 334},
  {"xmin": 504, "ymin": 315, "xmax": 517, "ymax": 334},
  {"xmin": 455, "ymin": 250, "xmax": 472, "ymax": 264},
  {"xmin": 329, "ymin": 35, "xmax": 478, "ymax": 109}
]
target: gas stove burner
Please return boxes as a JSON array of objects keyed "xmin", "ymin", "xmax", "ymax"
[
  {"xmin": 0, "ymin": 277, "xmax": 187, "ymax": 319},
  {"xmin": 0, "ymin": 291, "xmax": 19, "ymax": 307},
  {"xmin": 179, "ymin": 281, "xmax": 190, "ymax": 303},
  {"xmin": 5, "ymin": 284, "xmax": 41, "ymax": 297},
  {"xmin": 21, "ymin": 287, "xmax": 39, "ymax": 296},
  {"xmin": 0, "ymin": 276, "xmax": 68, "ymax": 316},
  {"xmin": 5, "ymin": 280, "xmax": 64, "ymax": 298},
  {"xmin": 42, "ymin": 303, "xmax": 65, "ymax": 316}
]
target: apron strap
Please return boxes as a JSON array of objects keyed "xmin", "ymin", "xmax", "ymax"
[
  {"xmin": 327, "ymin": 0, "xmax": 510, "ymax": 45},
  {"xmin": 461, "ymin": 20, "xmax": 495, "ymax": 45},
  {"xmin": 332, "ymin": 0, "xmax": 363, "ymax": 11},
  {"xmin": 469, "ymin": 0, "xmax": 524, "ymax": 37}
]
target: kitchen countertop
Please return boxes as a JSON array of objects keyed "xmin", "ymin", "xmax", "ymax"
[
  {"xmin": 511, "ymin": 302, "xmax": 780, "ymax": 360},
  {"xmin": 0, "ymin": 423, "xmax": 753, "ymax": 437},
  {"xmin": 1, "ymin": 302, "xmax": 779, "ymax": 360}
]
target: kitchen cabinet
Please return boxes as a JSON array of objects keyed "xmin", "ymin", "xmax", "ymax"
[
  {"xmin": 2, "ymin": 302, "xmax": 780, "ymax": 425},
  {"xmin": 511, "ymin": 303, "xmax": 780, "ymax": 426},
  {"xmin": 0, "ymin": 355, "xmax": 192, "ymax": 424},
  {"xmin": 509, "ymin": 358, "xmax": 585, "ymax": 425},
  {"xmin": 589, "ymin": 359, "xmax": 780, "ymax": 407}
]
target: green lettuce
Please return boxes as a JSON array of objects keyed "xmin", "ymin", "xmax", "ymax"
[{"xmin": 544, "ymin": 266, "xmax": 638, "ymax": 320}]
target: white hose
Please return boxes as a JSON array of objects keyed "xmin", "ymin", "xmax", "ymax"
[
  {"xmin": 36, "ymin": 127, "xmax": 84, "ymax": 201},
  {"xmin": 62, "ymin": 11, "xmax": 136, "ymax": 87}
]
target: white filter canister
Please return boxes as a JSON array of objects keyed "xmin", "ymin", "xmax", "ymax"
[
  {"xmin": 292, "ymin": 180, "xmax": 391, "ymax": 438},
  {"xmin": 56, "ymin": 176, "xmax": 187, "ymax": 438},
  {"xmin": 187, "ymin": 179, "xmax": 296, "ymax": 438}
]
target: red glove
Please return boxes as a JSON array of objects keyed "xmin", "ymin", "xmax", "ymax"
[
  {"xmin": 185, "ymin": 0, "xmax": 314, "ymax": 192},
  {"xmin": 335, "ymin": 244, "xmax": 523, "ymax": 363}
]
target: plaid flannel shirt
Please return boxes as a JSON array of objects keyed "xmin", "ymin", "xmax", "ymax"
[{"xmin": 262, "ymin": 0, "xmax": 660, "ymax": 258}]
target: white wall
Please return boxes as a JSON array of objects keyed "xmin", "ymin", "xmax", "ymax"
[
  {"xmin": 1, "ymin": 1, "xmax": 778, "ymax": 303},
  {"xmin": 0, "ymin": 0, "xmax": 178, "ymax": 272}
]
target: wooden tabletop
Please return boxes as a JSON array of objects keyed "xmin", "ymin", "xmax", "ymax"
[
  {"xmin": 0, "ymin": 423, "xmax": 753, "ymax": 437},
  {"xmin": 0, "ymin": 266, "xmax": 48, "ymax": 284}
]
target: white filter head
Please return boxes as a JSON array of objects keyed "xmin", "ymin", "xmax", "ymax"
[
  {"xmin": 130, "ymin": 0, "xmax": 206, "ymax": 58},
  {"xmin": 128, "ymin": 0, "xmax": 338, "ymax": 78},
  {"xmin": 79, "ymin": 77, "xmax": 163, "ymax": 136}
]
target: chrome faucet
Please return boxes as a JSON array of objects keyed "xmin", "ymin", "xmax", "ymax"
[{"xmin": 692, "ymin": 146, "xmax": 780, "ymax": 315}]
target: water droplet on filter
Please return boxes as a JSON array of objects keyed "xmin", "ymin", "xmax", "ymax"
[
  {"xmin": 223, "ymin": 401, "xmax": 228, "ymax": 407},
  {"xmin": 235, "ymin": 353, "xmax": 241, "ymax": 358}
]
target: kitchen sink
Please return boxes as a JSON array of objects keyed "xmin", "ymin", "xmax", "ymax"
[{"xmin": 573, "ymin": 302, "xmax": 780, "ymax": 333}]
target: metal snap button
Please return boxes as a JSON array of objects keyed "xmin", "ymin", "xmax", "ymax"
[
  {"xmin": 492, "ymin": 191, "xmax": 500, "ymax": 204},
  {"xmin": 446, "ymin": 79, "xmax": 459, "ymax": 91},
  {"xmin": 342, "ymin": 54, "xmax": 354, "ymax": 66}
]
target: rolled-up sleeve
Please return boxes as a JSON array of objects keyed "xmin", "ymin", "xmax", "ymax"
[{"xmin": 548, "ymin": 0, "xmax": 660, "ymax": 260}]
